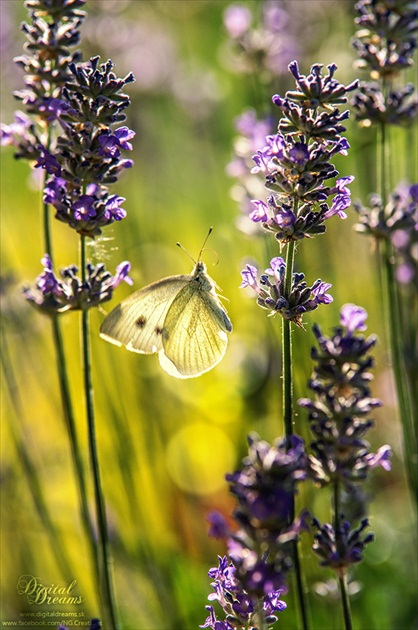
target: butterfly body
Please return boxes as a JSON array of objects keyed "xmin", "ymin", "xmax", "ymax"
[{"xmin": 100, "ymin": 260, "xmax": 232, "ymax": 378}]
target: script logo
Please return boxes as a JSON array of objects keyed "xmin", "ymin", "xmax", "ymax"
[{"xmin": 17, "ymin": 575, "xmax": 85, "ymax": 605}]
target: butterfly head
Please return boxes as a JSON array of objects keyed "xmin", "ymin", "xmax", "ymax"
[{"xmin": 192, "ymin": 260, "xmax": 214, "ymax": 291}]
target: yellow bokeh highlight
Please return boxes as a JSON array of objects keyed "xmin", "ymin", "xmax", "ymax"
[{"xmin": 165, "ymin": 422, "xmax": 235, "ymax": 495}]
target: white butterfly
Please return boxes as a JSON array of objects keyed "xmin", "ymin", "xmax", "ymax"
[{"xmin": 99, "ymin": 242, "xmax": 232, "ymax": 379}]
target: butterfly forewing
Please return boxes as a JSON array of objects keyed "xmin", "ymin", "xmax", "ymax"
[
  {"xmin": 161, "ymin": 273, "xmax": 231, "ymax": 377},
  {"xmin": 99, "ymin": 275, "xmax": 190, "ymax": 354}
]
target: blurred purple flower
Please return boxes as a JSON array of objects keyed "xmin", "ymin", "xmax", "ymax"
[
  {"xmin": 340, "ymin": 303, "xmax": 368, "ymax": 334},
  {"xmin": 207, "ymin": 512, "xmax": 229, "ymax": 539},
  {"xmin": 312, "ymin": 518, "xmax": 375, "ymax": 571},
  {"xmin": 223, "ymin": 4, "xmax": 252, "ymax": 39}
]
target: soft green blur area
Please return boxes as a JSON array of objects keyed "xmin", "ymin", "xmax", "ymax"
[{"xmin": 1, "ymin": 1, "xmax": 417, "ymax": 629}]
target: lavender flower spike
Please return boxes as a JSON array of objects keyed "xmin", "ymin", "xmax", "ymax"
[
  {"xmin": 240, "ymin": 258, "xmax": 333, "ymax": 327},
  {"xmin": 24, "ymin": 256, "xmax": 133, "ymax": 314},
  {"xmin": 299, "ymin": 302, "xmax": 391, "ymax": 497}
]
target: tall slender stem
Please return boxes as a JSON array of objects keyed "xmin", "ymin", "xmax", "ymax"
[
  {"xmin": 281, "ymin": 237, "xmax": 309, "ymax": 630},
  {"xmin": 381, "ymin": 239, "xmax": 417, "ymax": 497},
  {"xmin": 80, "ymin": 235, "xmax": 118, "ymax": 630},
  {"xmin": 378, "ymin": 118, "xmax": 417, "ymax": 501},
  {"xmin": 256, "ymin": 597, "xmax": 268, "ymax": 630},
  {"xmin": 333, "ymin": 482, "xmax": 353, "ymax": 630},
  {"xmin": 282, "ymin": 240, "xmax": 295, "ymax": 439},
  {"xmin": 43, "ymin": 128, "xmax": 54, "ymax": 262},
  {"xmin": 51, "ymin": 312, "xmax": 100, "ymax": 580},
  {"xmin": 338, "ymin": 574, "xmax": 353, "ymax": 630},
  {"xmin": 41, "ymin": 175, "xmax": 100, "ymax": 593}
]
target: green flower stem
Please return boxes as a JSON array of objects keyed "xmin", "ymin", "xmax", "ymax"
[
  {"xmin": 333, "ymin": 481, "xmax": 353, "ymax": 630},
  {"xmin": 80, "ymin": 235, "xmax": 118, "ymax": 630},
  {"xmin": 378, "ymin": 120, "xmax": 418, "ymax": 502},
  {"xmin": 282, "ymin": 237, "xmax": 309, "ymax": 630},
  {"xmin": 43, "ymin": 128, "xmax": 54, "ymax": 261},
  {"xmin": 282, "ymin": 240, "xmax": 295, "ymax": 439},
  {"xmin": 255, "ymin": 597, "xmax": 268, "ymax": 630},
  {"xmin": 291, "ymin": 540, "xmax": 309, "ymax": 630},
  {"xmin": 50, "ymin": 312, "xmax": 100, "ymax": 579},
  {"xmin": 41, "ymin": 183, "xmax": 100, "ymax": 594},
  {"xmin": 338, "ymin": 574, "xmax": 353, "ymax": 630},
  {"xmin": 381, "ymin": 239, "xmax": 418, "ymax": 498}
]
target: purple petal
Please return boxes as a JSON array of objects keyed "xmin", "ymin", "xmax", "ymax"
[{"xmin": 340, "ymin": 303, "xmax": 368, "ymax": 333}]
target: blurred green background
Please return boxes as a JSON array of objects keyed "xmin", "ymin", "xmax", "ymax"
[{"xmin": 1, "ymin": 1, "xmax": 417, "ymax": 629}]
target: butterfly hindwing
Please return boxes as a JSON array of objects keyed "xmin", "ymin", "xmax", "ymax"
[
  {"xmin": 160, "ymin": 276, "xmax": 231, "ymax": 378},
  {"xmin": 99, "ymin": 275, "xmax": 190, "ymax": 354}
]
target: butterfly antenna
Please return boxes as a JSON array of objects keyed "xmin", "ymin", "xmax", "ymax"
[
  {"xmin": 176, "ymin": 241, "xmax": 196, "ymax": 264},
  {"xmin": 176, "ymin": 227, "xmax": 214, "ymax": 263},
  {"xmin": 199, "ymin": 227, "xmax": 213, "ymax": 256}
]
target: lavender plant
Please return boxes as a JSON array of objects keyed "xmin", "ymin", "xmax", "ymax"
[
  {"xmin": 1, "ymin": 0, "xmax": 96, "ymax": 606},
  {"xmin": 1, "ymin": 1, "xmax": 135, "ymax": 627},
  {"xmin": 242, "ymin": 59, "xmax": 357, "ymax": 437},
  {"xmin": 202, "ymin": 61, "xmax": 359, "ymax": 629},
  {"xmin": 202, "ymin": 435, "xmax": 308, "ymax": 630},
  {"xmin": 202, "ymin": 301, "xmax": 392, "ymax": 630},
  {"xmin": 350, "ymin": 0, "xmax": 418, "ymax": 499},
  {"xmin": 223, "ymin": 2, "xmax": 299, "ymax": 236},
  {"xmin": 299, "ymin": 303, "xmax": 391, "ymax": 629}
]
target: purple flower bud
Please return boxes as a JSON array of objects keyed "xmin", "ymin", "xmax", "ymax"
[
  {"xmin": 340, "ymin": 303, "xmax": 368, "ymax": 333},
  {"xmin": 323, "ymin": 177, "xmax": 354, "ymax": 219},
  {"xmin": 410, "ymin": 183, "xmax": 418, "ymax": 202},
  {"xmin": 289, "ymin": 142, "xmax": 310, "ymax": 165},
  {"xmin": 114, "ymin": 126, "xmax": 135, "ymax": 150},
  {"xmin": 235, "ymin": 110, "xmax": 273, "ymax": 150},
  {"xmin": 72, "ymin": 195, "xmax": 97, "ymax": 220},
  {"xmin": 207, "ymin": 512, "xmax": 229, "ymax": 539},
  {"xmin": 35, "ymin": 149, "xmax": 62, "ymax": 175},
  {"xmin": 312, "ymin": 281, "xmax": 333, "ymax": 304},
  {"xmin": 223, "ymin": 4, "xmax": 252, "ymax": 38},
  {"xmin": 37, "ymin": 254, "xmax": 59, "ymax": 293},
  {"xmin": 274, "ymin": 206, "xmax": 297, "ymax": 228},
  {"xmin": 366, "ymin": 446, "xmax": 392, "ymax": 471},
  {"xmin": 109, "ymin": 261, "xmax": 133, "ymax": 288},
  {"xmin": 266, "ymin": 256, "xmax": 286, "ymax": 285},
  {"xmin": 98, "ymin": 134, "xmax": 121, "ymax": 158},
  {"xmin": 396, "ymin": 262, "xmax": 415, "ymax": 284},
  {"xmin": 38, "ymin": 97, "xmax": 72, "ymax": 121},
  {"xmin": 240, "ymin": 264, "xmax": 259, "ymax": 290},
  {"xmin": 251, "ymin": 134, "xmax": 285, "ymax": 175},
  {"xmin": 98, "ymin": 126, "xmax": 135, "ymax": 157},
  {"xmin": 1, "ymin": 111, "xmax": 33, "ymax": 146},
  {"xmin": 249, "ymin": 199, "xmax": 268, "ymax": 222},
  {"xmin": 44, "ymin": 177, "xmax": 67, "ymax": 205},
  {"xmin": 104, "ymin": 195, "xmax": 127, "ymax": 221}
]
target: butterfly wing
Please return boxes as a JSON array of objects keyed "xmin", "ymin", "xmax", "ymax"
[
  {"xmin": 159, "ymin": 278, "xmax": 232, "ymax": 378},
  {"xmin": 100, "ymin": 275, "xmax": 190, "ymax": 354}
]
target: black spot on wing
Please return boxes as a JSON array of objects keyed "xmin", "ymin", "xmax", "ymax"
[
  {"xmin": 136, "ymin": 316, "xmax": 147, "ymax": 328},
  {"xmin": 155, "ymin": 326, "xmax": 171, "ymax": 345}
]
